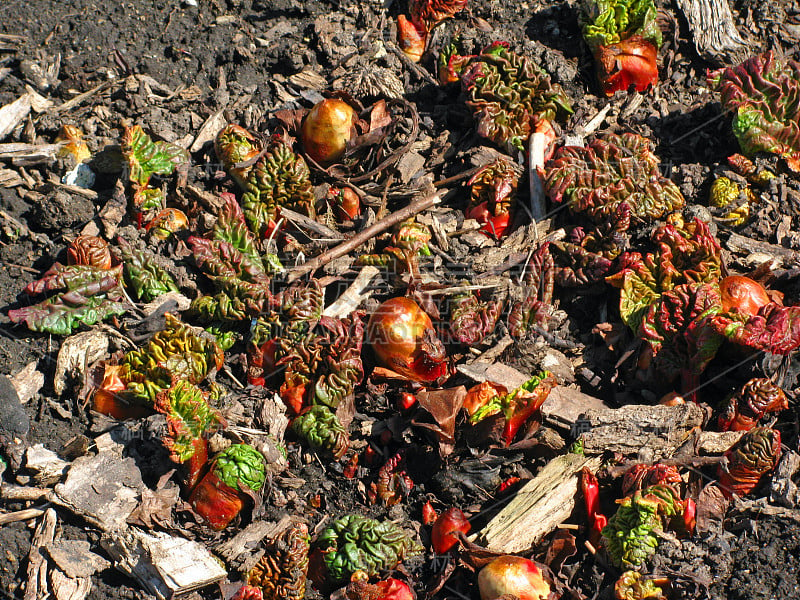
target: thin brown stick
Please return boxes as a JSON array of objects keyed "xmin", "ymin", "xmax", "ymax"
[
  {"xmin": 0, "ymin": 506, "xmax": 46, "ymax": 526},
  {"xmin": 287, "ymin": 190, "xmax": 440, "ymax": 282}
]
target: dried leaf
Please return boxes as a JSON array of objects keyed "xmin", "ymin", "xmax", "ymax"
[
  {"xmin": 413, "ymin": 386, "xmax": 466, "ymax": 456},
  {"xmin": 694, "ymin": 484, "xmax": 729, "ymax": 534}
]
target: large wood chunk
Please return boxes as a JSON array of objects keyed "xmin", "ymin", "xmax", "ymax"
[{"xmin": 476, "ymin": 453, "xmax": 603, "ymax": 554}]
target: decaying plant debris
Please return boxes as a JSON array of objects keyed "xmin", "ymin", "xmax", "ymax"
[{"xmin": 2, "ymin": 1, "xmax": 800, "ymax": 600}]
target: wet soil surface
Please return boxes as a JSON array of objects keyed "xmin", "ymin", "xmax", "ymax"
[{"xmin": 2, "ymin": 0, "xmax": 800, "ymax": 599}]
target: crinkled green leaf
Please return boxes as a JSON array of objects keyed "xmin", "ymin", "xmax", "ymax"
[
  {"xmin": 213, "ymin": 443, "xmax": 266, "ymax": 492},
  {"xmin": 9, "ymin": 264, "xmax": 127, "ymax": 335},
  {"xmin": 461, "ymin": 41, "xmax": 573, "ymax": 152},
  {"xmin": 580, "ymin": 0, "xmax": 662, "ymax": 49},
  {"xmin": 709, "ymin": 52, "xmax": 800, "ymax": 170},
  {"xmin": 317, "ymin": 514, "xmax": 422, "ymax": 580}
]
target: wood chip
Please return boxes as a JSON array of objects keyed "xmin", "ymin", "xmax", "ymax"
[
  {"xmin": 25, "ymin": 444, "xmax": 69, "ymax": 486},
  {"xmin": 54, "ymin": 330, "xmax": 112, "ymax": 396},
  {"xmin": 580, "ymin": 402, "xmax": 706, "ymax": 459},
  {"xmin": 53, "ymin": 452, "xmax": 144, "ymax": 531},
  {"xmin": 323, "ymin": 266, "xmax": 379, "ymax": 318},
  {"xmin": 45, "ymin": 540, "xmax": 110, "ymax": 579},
  {"xmin": 101, "ymin": 528, "xmax": 227, "ymax": 599},
  {"xmin": 476, "ymin": 453, "xmax": 603, "ymax": 553},
  {"xmin": 189, "ymin": 110, "xmax": 226, "ymax": 153},
  {"xmin": 10, "ymin": 361, "xmax": 45, "ymax": 405},
  {"xmin": 0, "ymin": 94, "xmax": 32, "ymax": 141},
  {"xmin": 24, "ymin": 508, "xmax": 57, "ymax": 600},
  {"xmin": 456, "ymin": 361, "xmax": 531, "ymax": 389}
]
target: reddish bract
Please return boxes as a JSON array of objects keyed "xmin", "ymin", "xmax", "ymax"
[
  {"xmin": 431, "ymin": 507, "xmax": 471, "ymax": 554},
  {"xmin": 301, "ymin": 98, "xmax": 357, "ymax": 165},
  {"xmin": 594, "ymin": 35, "xmax": 658, "ymax": 96},
  {"xmin": 367, "ymin": 297, "xmax": 448, "ymax": 382},
  {"xmin": 422, "ymin": 501, "xmax": 438, "ymax": 525},
  {"xmin": 465, "ymin": 201, "xmax": 512, "ymax": 239},
  {"xmin": 477, "ymin": 556, "xmax": 551, "ymax": 600},
  {"xmin": 189, "ymin": 469, "xmax": 246, "ymax": 530},
  {"xmin": 330, "ymin": 186, "xmax": 361, "ymax": 221},
  {"xmin": 719, "ymin": 275, "xmax": 771, "ymax": 316},
  {"xmin": 397, "ymin": 15, "xmax": 427, "ymax": 63}
]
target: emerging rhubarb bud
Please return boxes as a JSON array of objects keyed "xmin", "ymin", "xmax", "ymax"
[
  {"xmin": 614, "ymin": 571, "xmax": 666, "ymax": 600},
  {"xmin": 719, "ymin": 275, "xmax": 771, "ymax": 316},
  {"xmin": 345, "ymin": 573, "xmax": 415, "ymax": 600},
  {"xmin": 718, "ymin": 378, "xmax": 788, "ymax": 432},
  {"xmin": 215, "ymin": 124, "xmax": 262, "ymax": 188},
  {"xmin": 461, "ymin": 41, "xmax": 572, "ymax": 153},
  {"xmin": 291, "ymin": 405, "xmax": 350, "ymax": 459},
  {"xmin": 397, "ymin": 15, "xmax": 427, "ymax": 63},
  {"xmin": 317, "ymin": 514, "xmax": 422, "ymax": 580},
  {"xmin": 431, "ymin": 507, "xmax": 471, "ymax": 554},
  {"xmin": 709, "ymin": 177, "xmax": 753, "ymax": 226},
  {"xmin": 477, "ymin": 556, "xmax": 551, "ymax": 600},
  {"xmin": 709, "ymin": 52, "xmax": 800, "ymax": 171},
  {"xmin": 449, "ymin": 290, "xmax": 503, "ymax": 346},
  {"xmin": 579, "ymin": 0, "xmax": 662, "ymax": 95},
  {"xmin": 329, "ymin": 186, "xmax": 361, "ymax": 222},
  {"xmin": 301, "ymin": 98, "xmax": 358, "ymax": 166},
  {"xmin": 621, "ymin": 463, "xmax": 682, "ymax": 497},
  {"xmin": 190, "ymin": 443, "xmax": 267, "ymax": 530},
  {"xmin": 122, "ymin": 124, "xmax": 189, "ymax": 215},
  {"xmin": 367, "ymin": 297, "xmax": 447, "ymax": 382},
  {"xmin": 717, "ymin": 426, "xmax": 781, "ymax": 497},
  {"xmin": 581, "ymin": 467, "xmax": 607, "ymax": 546},
  {"xmin": 145, "ymin": 208, "xmax": 189, "ymax": 240},
  {"xmin": 154, "ymin": 380, "xmax": 224, "ymax": 488},
  {"xmin": 375, "ymin": 452, "xmax": 414, "ymax": 506},
  {"xmin": 469, "ymin": 372, "xmax": 557, "ymax": 446},
  {"xmin": 67, "ymin": 235, "xmax": 112, "ymax": 269},
  {"xmin": 437, "ymin": 38, "xmax": 473, "ymax": 85},
  {"xmin": 409, "ymin": 0, "xmax": 468, "ymax": 32},
  {"xmin": 247, "ymin": 523, "xmax": 310, "ymax": 600},
  {"xmin": 466, "ymin": 156, "xmax": 521, "ymax": 239}
]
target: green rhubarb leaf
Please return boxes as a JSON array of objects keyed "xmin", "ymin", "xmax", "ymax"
[
  {"xmin": 213, "ymin": 443, "xmax": 266, "ymax": 492},
  {"xmin": 580, "ymin": 0, "xmax": 661, "ymax": 49}
]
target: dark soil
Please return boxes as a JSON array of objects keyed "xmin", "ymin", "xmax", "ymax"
[{"xmin": 2, "ymin": 0, "xmax": 800, "ymax": 599}]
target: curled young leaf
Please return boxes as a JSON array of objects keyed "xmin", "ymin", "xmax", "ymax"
[
  {"xmin": 291, "ymin": 405, "xmax": 350, "ymax": 459},
  {"xmin": 461, "ymin": 42, "xmax": 572, "ymax": 153},
  {"xmin": 545, "ymin": 133, "xmax": 684, "ymax": 225},
  {"xmin": 717, "ymin": 426, "xmax": 781, "ymax": 497},
  {"xmin": 247, "ymin": 523, "xmax": 311, "ymax": 600},
  {"xmin": 121, "ymin": 313, "xmax": 224, "ymax": 405},
  {"xmin": 317, "ymin": 514, "xmax": 422, "ymax": 580},
  {"xmin": 9, "ymin": 264, "xmax": 127, "ymax": 335},
  {"xmin": 718, "ymin": 378, "xmax": 788, "ymax": 432},
  {"xmin": 709, "ymin": 52, "xmax": 800, "ymax": 171}
]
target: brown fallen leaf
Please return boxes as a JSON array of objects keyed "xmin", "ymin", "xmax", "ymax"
[
  {"xmin": 544, "ymin": 529, "xmax": 577, "ymax": 577},
  {"xmin": 413, "ymin": 386, "xmax": 466, "ymax": 457},
  {"xmin": 127, "ymin": 470, "xmax": 179, "ymax": 529},
  {"xmin": 695, "ymin": 484, "xmax": 729, "ymax": 534}
]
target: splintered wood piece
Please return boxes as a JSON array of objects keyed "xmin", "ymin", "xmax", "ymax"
[
  {"xmin": 476, "ymin": 453, "xmax": 603, "ymax": 554},
  {"xmin": 24, "ymin": 508, "xmax": 57, "ymax": 600},
  {"xmin": 323, "ymin": 266, "xmax": 380, "ymax": 318},
  {"xmin": 580, "ymin": 402, "xmax": 705, "ymax": 458},
  {"xmin": 675, "ymin": 0, "xmax": 749, "ymax": 64},
  {"xmin": 53, "ymin": 452, "xmax": 144, "ymax": 531},
  {"xmin": 101, "ymin": 529, "xmax": 227, "ymax": 600}
]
